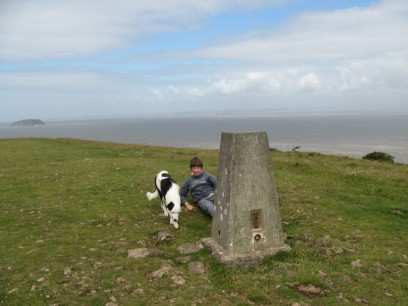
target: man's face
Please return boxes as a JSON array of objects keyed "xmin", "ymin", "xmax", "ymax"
[{"xmin": 191, "ymin": 166, "xmax": 203, "ymax": 176}]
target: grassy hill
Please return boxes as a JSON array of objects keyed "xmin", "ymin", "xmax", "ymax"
[{"xmin": 1, "ymin": 138, "xmax": 407, "ymax": 305}]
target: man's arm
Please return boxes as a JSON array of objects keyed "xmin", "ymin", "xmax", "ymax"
[
  {"xmin": 208, "ymin": 172, "xmax": 217, "ymax": 187},
  {"xmin": 180, "ymin": 179, "xmax": 194, "ymax": 211}
]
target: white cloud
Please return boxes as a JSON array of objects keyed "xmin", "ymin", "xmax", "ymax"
[
  {"xmin": 192, "ymin": 1, "xmax": 408, "ymax": 65},
  {"xmin": 246, "ymin": 72, "xmax": 268, "ymax": 81},
  {"xmin": 168, "ymin": 85, "xmax": 181, "ymax": 95},
  {"xmin": 187, "ymin": 87, "xmax": 204, "ymax": 97},
  {"xmin": 1, "ymin": 0, "xmax": 408, "ymax": 121},
  {"xmin": 208, "ymin": 78, "xmax": 247, "ymax": 95},
  {"xmin": 0, "ymin": 0, "xmax": 287, "ymax": 60},
  {"xmin": 298, "ymin": 73, "xmax": 321, "ymax": 92}
]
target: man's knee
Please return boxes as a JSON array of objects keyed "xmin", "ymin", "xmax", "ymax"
[{"xmin": 198, "ymin": 200, "xmax": 214, "ymax": 218}]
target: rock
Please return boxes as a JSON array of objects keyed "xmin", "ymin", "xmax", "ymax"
[
  {"xmin": 188, "ymin": 261, "xmax": 207, "ymax": 274},
  {"xmin": 292, "ymin": 283, "xmax": 327, "ymax": 297},
  {"xmin": 324, "ymin": 248, "xmax": 333, "ymax": 256},
  {"xmin": 317, "ymin": 235, "xmax": 332, "ymax": 246},
  {"xmin": 7, "ymin": 288, "xmax": 18, "ymax": 294},
  {"xmin": 340, "ymin": 275, "xmax": 353, "ymax": 284},
  {"xmin": 333, "ymin": 247, "xmax": 344, "ymax": 255},
  {"xmin": 355, "ymin": 298, "xmax": 369, "ymax": 304},
  {"xmin": 302, "ymin": 234, "xmax": 314, "ymax": 243},
  {"xmin": 132, "ymin": 288, "xmax": 145, "ymax": 297},
  {"xmin": 175, "ymin": 256, "xmax": 191, "ymax": 264},
  {"xmin": 154, "ymin": 231, "xmax": 175, "ymax": 244},
  {"xmin": 351, "ymin": 259, "xmax": 363, "ymax": 267},
  {"xmin": 116, "ymin": 277, "xmax": 126, "ymax": 283},
  {"xmin": 345, "ymin": 248, "xmax": 357, "ymax": 254},
  {"xmin": 127, "ymin": 248, "xmax": 162, "ymax": 260},
  {"xmin": 150, "ymin": 260, "xmax": 174, "ymax": 279},
  {"xmin": 273, "ymin": 268, "xmax": 283, "ymax": 275},
  {"xmin": 137, "ymin": 240, "xmax": 146, "ymax": 246},
  {"xmin": 177, "ymin": 242, "xmax": 204, "ymax": 254},
  {"xmin": 63, "ymin": 268, "xmax": 72, "ymax": 276},
  {"xmin": 318, "ymin": 271, "xmax": 327, "ymax": 278},
  {"xmin": 286, "ymin": 270, "xmax": 298, "ymax": 277},
  {"xmin": 374, "ymin": 263, "xmax": 387, "ymax": 274},
  {"xmin": 171, "ymin": 275, "xmax": 186, "ymax": 285}
]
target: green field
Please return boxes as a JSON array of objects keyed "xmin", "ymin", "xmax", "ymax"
[{"xmin": 1, "ymin": 138, "xmax": 407, "ymax": 305}]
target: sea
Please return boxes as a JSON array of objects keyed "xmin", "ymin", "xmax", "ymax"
[{"xmin": 1, "ymin": 112, "xmax": 407, "ymax": 164}]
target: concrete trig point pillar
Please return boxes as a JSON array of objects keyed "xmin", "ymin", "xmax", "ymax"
[{"xmin": 202, "ymin": 132, "xmax": 290, "ymax": 267}]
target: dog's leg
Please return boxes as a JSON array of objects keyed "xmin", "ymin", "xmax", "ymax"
[
  {"xmin": 146, "ymin": 190, "xmax": 159, "ymax": 201},
  {"xmin": 162, "ymin": 200, "xmax": 169, "ymax": 216}
]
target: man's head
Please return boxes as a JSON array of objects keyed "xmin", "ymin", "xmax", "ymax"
[
  {"xmin": 190, "ymin": 157, "xmax": 203, "ymax": 169},
  {"xmin": 190, "ymin": 157, "xmax": 203, "ymax": 176}
]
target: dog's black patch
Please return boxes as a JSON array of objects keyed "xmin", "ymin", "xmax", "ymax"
[
  {"xmin": 166, "ymin": 202, "xmax": 175, "ymax": 211},
  {"xmin": 160, "ymin": 178, "xmax": 173, "ymax": 197},
  {"xmin": 154, "ymin": 175, "xmax": 164, "ymax": 199}
]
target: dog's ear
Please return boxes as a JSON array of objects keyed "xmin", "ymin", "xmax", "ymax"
[
  {"xmin": 162, "ymin": 173, "xmax": 169, "ymax": 178},
  {"xmin": 166, "ymin": 202, "xmax": 175, "ymax": 211}
]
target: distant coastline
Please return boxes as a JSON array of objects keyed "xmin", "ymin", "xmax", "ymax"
[{"xmin": 1, "ymin": 113, "xmax": 407, "ymax": 164}]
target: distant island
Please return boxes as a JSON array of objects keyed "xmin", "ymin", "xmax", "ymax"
[{"xmin": 10, "ymin": 119, "xmax": 45, "ymax": 126}]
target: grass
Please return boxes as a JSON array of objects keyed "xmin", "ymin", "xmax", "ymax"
[{"xmin": 1, "ymin": 138, "xmax": 407, "ymax": 305}]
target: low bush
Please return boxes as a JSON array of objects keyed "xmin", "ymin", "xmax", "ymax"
[{"xmin": 362, "ymin": 151, "xmax": 395, "ymax": 163}]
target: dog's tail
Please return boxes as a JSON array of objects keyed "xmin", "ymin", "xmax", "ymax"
[{"xmin": 146, "ymin": 190, "xmax": 158, "ymax": 201}]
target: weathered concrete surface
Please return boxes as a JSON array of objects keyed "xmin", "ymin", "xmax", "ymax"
[{"xmin": 202, "ymin": 132, "xmax": 290, "ymax": 267}]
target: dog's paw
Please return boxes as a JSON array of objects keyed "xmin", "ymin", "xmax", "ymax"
[
  {"xmin": 146, "ymin": 192, "xmax": 153, "ymax": 201},
  {"xmin": 173, "ymin": 222, "xmax": 179, "ymax": 229}
]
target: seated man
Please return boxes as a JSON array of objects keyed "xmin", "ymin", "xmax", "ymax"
[{"xmin": 180, "ymin": 157, "xmax": 217, "ymax": 218}]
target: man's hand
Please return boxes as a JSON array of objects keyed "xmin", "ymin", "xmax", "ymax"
[{"xmin": 184, "ymin": 202, "xmax": 194, "ymax": 211}]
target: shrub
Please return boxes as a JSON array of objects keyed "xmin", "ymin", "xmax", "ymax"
[{"xmin": 362, "ymin": 151, "xmax": 395, "ymax": 163}]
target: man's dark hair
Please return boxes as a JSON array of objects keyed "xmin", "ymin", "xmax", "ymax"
[{"xmin": 190, "ymin": 157, "xmax": 203, "ymax": 169}]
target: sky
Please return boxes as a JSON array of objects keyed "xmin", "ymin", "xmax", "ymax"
[{"xmin": 1, "ymin": 0, "xmax": 407, "ymax": 122}]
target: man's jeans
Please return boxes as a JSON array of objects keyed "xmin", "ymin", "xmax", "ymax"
[{"xmin": 197, "ymin": 193, "xmax": 214, "ymax": 218}]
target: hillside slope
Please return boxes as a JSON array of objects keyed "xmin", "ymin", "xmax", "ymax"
[{"xmin": 1, "ymin": 138, "xmax": 407, "ymax": 305}]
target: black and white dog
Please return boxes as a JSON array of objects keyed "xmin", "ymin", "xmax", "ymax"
[{"xmin": 146, "ymin": 170, "xmax": 181, "ymax": 229}]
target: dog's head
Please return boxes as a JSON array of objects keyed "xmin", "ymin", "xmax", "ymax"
[{"xmin": 166, "ymin": 201, "xmax": 181, "ymax": 229}]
